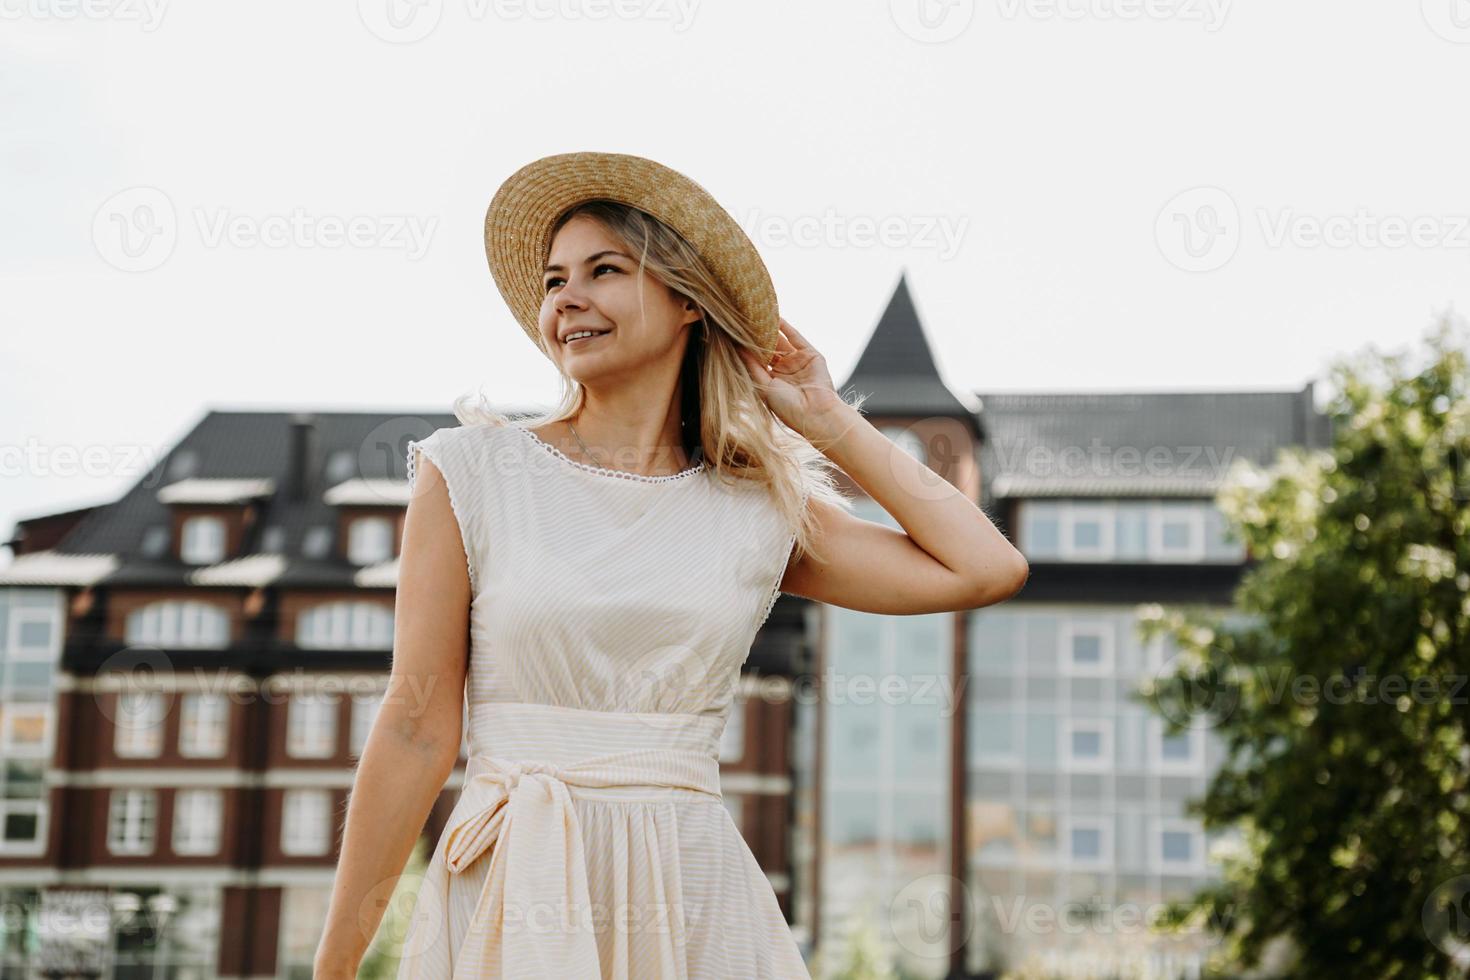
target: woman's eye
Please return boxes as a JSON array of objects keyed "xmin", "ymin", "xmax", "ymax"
[{"xmin": 543, "ymin": 264, "xmax": 618, "ymax": 294}]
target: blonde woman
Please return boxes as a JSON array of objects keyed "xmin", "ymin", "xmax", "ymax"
[{"xmin": 314, "ymin": 151, "xmax": 1029, "ymax": 978}]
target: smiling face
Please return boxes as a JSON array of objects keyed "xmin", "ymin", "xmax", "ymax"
[{"xmin": 538, "ymin": 214, "xmax": 702, "ymax": 383}]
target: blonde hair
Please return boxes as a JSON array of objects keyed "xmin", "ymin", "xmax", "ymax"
[{"xmin": 454, "ymin": 199, "xmax": 866, "ymax": 566}]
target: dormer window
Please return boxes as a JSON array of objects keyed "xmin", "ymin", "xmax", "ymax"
[
  {"xmin": 346, "ymin": 516, "xmax": 394, "ymax": 566},
  {"xmin": 180, "ymin": 516, "xmax": 226, "ymax": 565}
]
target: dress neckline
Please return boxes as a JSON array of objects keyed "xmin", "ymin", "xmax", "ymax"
[{"xmin": 509, "ymin": 422, "xmax": 707, "ymax": 485}]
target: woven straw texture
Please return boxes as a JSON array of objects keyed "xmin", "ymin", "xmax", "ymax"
[{"xmin": 484, "ymin": 151, "xmax": 779, "ymax": 357}]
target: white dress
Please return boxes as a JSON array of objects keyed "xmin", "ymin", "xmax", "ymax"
[{"xmin": 395, "ymin": 420, "xmax": 813, "ymax": 979}]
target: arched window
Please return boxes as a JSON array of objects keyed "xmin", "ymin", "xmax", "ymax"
[
  {"xmin": 296, "ymin": 601, "xmax": 394, "ymax": 650},
  {"xmin": 125, "ymin": 601, "xmax": 230, "ymax": 648}
]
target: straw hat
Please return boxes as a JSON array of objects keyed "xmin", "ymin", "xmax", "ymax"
[{"xmin": 484, "ymin": 151, "xmax": 779, "ymax": 358}]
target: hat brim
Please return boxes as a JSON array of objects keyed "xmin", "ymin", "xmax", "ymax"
[{"xmin": 484, "ymin": 151, "xmax": 778, "ymax": 358}]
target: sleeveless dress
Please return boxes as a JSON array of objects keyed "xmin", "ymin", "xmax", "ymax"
[{"xmin": 394, "ymin": 420, "xmax": 813, "ymax": 979}]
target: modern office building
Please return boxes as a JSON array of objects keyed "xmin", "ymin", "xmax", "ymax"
[{"xmin": 796, "ymin": 273, "xmax": 1332, "ymax": 978}]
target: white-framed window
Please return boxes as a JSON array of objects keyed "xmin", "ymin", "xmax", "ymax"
[
  {"xmin": 1061, "ymin": 504, "xmax": 1112, "ymax": 559},
  {"xmin": 346, "ymin": 517, "xmax": 395, "ymax": 566},
  {"xmin": 107, "ymin": 788, "xmax": 157, "ymax": 855},
  {"xmin": 180, "ymin": 515, "xmax": 227, "ymax": 565},
  {"xmin": 1148, "ymin": 716, "xmax": 1203, "ymax": 774},
  {"xmin": 1061, "ymin": 718, "xmax": 1112, "ymax": 772},
  {"xmin": 125, "ymin": 601, "xmax": 230, "ymax": 648},
  {"xmin": 0, "ymin": 800, "xmax": 47, "ymax": 854},
  {"xmin": 349, "ymin": 692, "xmax": 383, "ymax": 757},
  {"xmin": 286, "ymin": 694, "xmax": 339, "ymax": 759},
  {"xmin": 1020, "ymin": 500, "xmax": 1231, "ymax": 564},
  {"xmin": 178, "ymin": 692, "xmax": 229, "ymax": 758},
  {"xmin": 1060, "ymin": 620, "xmax": 1114, "ymax": 676},
  {"xmin": 718, "ymin": 705, "xmax": 744, "ymax": 763},
  {"xmin": 1153, "ymin": 501, "xmax": 1206, "ymax": 561},
  {"xmin": 1021, "ymin": 501, "xmax": 1061, "ymax": 557},
  {"xmin": 5, "ymin": 592, "xmax": 63, "ymax": 661},
  {"xmin": 1062, "ymin": 814, "xmax": 1112, "ymax": 869},
  {"xmin": 172, "ymin": 788, "xmax": 223, "ymax": 856},
  {"xmin": 114, "ymin": 691, "xmax": 166, "ymax": 759},
  {"xmin": 1, "ymin": 703, "xmax": 52, "ymax": 758},
  {"xmin": 1154, "ymin": 817, "xmax": 1206, "ymax": 874},
  {"xmin": 281, "ymin": 788, "xmax": 331, "ymax": 856},
  {"xmin": 296, "ymin": 602, "xmax": 394, "ymax": 650}
]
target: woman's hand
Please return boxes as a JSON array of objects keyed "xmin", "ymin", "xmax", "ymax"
[{"xmin": 738, "ymin": 317, "xmax": 845, "ymax": 438}]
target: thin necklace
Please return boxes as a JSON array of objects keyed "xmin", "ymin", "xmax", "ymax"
[
  {"xmin": 567, "ymin": 421, "xmax": 602, "ymax": 466},
  {"xmin": 568, "ymin": 420, "xmax": 694, "ymax": 477}
]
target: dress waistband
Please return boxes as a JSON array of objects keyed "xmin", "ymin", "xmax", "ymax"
[
  {"xmin": 419, "ymin": 702, "xmax": 724, "ymax": 975},
  {"xmin": 466, "ymin": 699, "xmax": 726, "ymax": 762}
]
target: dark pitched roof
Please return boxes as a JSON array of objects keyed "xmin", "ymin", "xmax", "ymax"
[
  {"xmin": 55, "ymin": 410, "xmax": 461, "ymax": 586},
  {"xmin": 839, "ymin": 271, "xmax": 980, "ymax": 425},
  {"xmin": 975, "ymin": 384, "xmax": 1335, "ymax": 505}
]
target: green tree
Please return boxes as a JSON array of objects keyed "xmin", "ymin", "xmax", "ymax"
[{"xmin": 1138, "ymin": 313, "xmax": 1470, "ymax": 979}]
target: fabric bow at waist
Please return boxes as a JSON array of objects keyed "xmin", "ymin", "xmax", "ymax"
[{"xmin": 436, "ymin": 747, "xmax": 722, "ymax": 976}]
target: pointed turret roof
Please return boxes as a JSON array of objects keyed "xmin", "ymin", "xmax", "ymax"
[{"xmin": 839, "ymin": 271, "xmax": 980, "ymax": 424}]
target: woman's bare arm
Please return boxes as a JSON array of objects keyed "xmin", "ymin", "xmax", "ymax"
[{"xmin": 313, "ymin": 452, "xmax": 472, "ymax": 975}]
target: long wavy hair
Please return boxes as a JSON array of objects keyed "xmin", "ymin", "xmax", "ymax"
[{"xmin": 453, "ymin": 199, "xmax": 864, "ymax": 566}]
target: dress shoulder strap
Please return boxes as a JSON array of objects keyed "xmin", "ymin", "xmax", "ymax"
[{"xmin": 406, "ymin": 424, "xmax": 501, "ymax": 597}]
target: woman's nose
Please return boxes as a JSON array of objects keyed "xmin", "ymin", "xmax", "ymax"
[{"xmin": 554, "ymin": 280, "xmax": 588, "ymax": 314}]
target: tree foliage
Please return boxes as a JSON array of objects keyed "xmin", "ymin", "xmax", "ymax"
[{"xmin": 1139, "ymin": 313, "xmax": 1470, "ymax": 979}]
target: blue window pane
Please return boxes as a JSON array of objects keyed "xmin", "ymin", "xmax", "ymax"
[
  {"xmin": 1115, "ymin": 507, "xmax": 1148, "ymax": 559},
  {"xmin": 1071, "ymin": 730, "xmax": 1102, "ymax": 757},
  {"xmin": 971, "ymin": 711, "xmax": 1013, "ymax": 757},
  {"xmin": 1162, "ymin": 522, "xmax": 1192, "ymax": 549},
  {"xmin": 1028, "ymin": 517, "xmax": 1059, "ymax": 556},
  {"xmin": 1073, "ymin": 522, "xmax": 1102, "ymax": 549},
  {"xmin": 1071, "ymin": 827, "xmax": 1101, "ymax": 859},
  {"xmin": 18, "ymin": 621, "xmax": 52, "ymax": 650},
  {"xmin": 1162, "ymin": 831, "xmax": 1192, "ymax": 862},
  {"xmin": 1161, "ymin": 733, "xmax": 1191, "ymax": 760},
  {"xmin": 1071, "ymin": 635, "xmax": 1102, "ymax": 664}
]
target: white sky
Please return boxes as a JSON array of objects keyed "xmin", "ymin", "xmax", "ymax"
[{"xmin": 4, "ymin": 0, "xmax": 1469, "ymax": 550}]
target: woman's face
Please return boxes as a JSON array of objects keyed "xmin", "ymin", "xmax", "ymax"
[{"xmin": 538, "ymin": 214, "xmax": 701, "ymax": 382}]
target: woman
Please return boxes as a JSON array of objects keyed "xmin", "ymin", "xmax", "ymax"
[{"xmin": 314, "ymin": 151, "xmax": 1030, "ymax": 978}]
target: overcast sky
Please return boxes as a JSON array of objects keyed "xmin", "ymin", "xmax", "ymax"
[{"xmin": 4, "ymin": 1, "xmax": 1468, "ymax": 554}]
